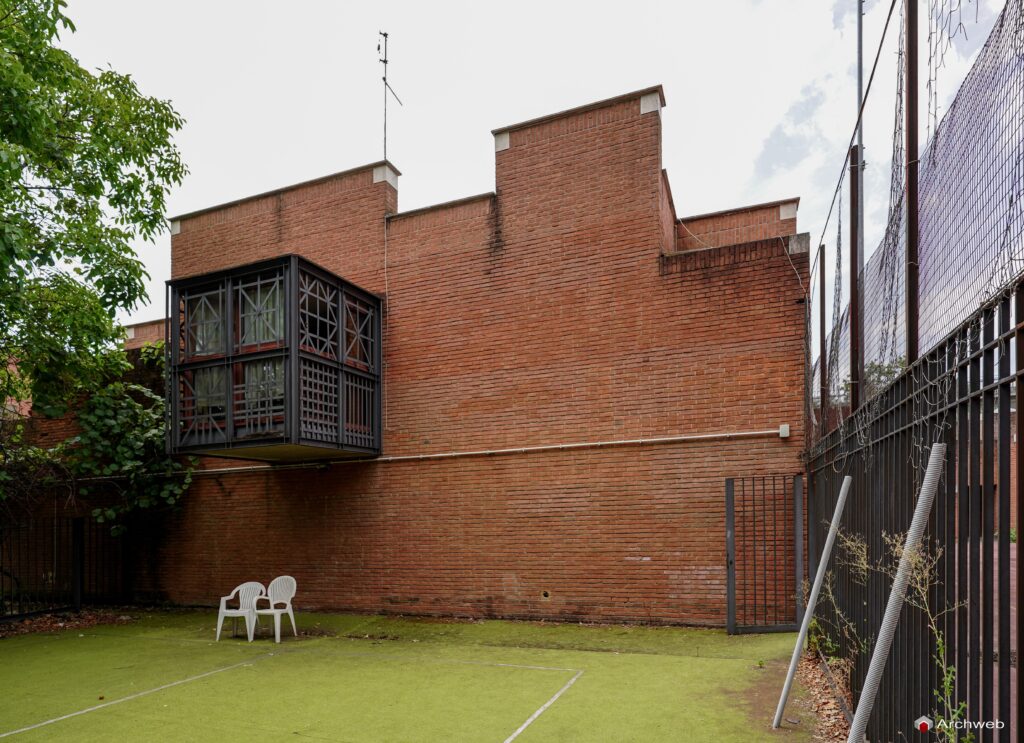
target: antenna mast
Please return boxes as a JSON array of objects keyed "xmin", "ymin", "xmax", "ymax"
[{"xmin": 378, "ymin": 31, "xmax": 403, "ymax": 162}]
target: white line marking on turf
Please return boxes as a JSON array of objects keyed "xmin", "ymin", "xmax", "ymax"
[
  {"xmin": 1, "ymin": 638, "xmax": 585, "ymax": 741},
  {"xmin": 502, "ymin": 669, "xmax": 584, "ymax": 743},
  {"xmin": 0, "ymin": 656, "xmax": 269, "ymax": 739}
]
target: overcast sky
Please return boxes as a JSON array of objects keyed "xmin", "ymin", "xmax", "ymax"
[{"xmin": 59, "ymin": 0, "xmax": 1001, "ymax": 326}]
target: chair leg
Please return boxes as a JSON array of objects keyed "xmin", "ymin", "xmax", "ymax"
[
  {"xmin": 245, "ymin": 613, "xmax": 256, "ymax": 643},
  {"xmin": 216, "ymin": 612, "xmax": 223, "ymax": 642},
  {"xmin": 274, "ymin": 613, "xmax": 281, "ymax": 644},
  {"xmin": 287, "ymin": 607, "xmax": 297, "ymax": 636}
]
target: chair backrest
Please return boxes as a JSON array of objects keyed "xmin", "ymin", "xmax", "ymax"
[
  {"xmin": 267, "ymin": 575, "xmax": 297, "ymax": 606},
  {"xmin": 234, "ymin": 581, "xmax": 266, "ymax": 610}
]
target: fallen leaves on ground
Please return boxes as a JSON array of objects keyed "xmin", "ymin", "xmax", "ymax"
[
  {"xmin": 796, "ymin": 653, "xmax": 851, "ymax": 742},
  {"xmin": 0, "ymin": 609, "xmax": 136, "ymax": 639}
]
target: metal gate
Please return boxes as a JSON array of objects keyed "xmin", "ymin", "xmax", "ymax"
[
  {"xmin": 0, "ymin": 517, "xmax": 123, "ymax": 620},
  {"xmin": 725, "ymin": 474, "xmax": 804, "ymax": 634}
]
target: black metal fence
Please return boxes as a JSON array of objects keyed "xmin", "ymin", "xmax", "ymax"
[
  {"xmin": 725, "ymin": 474, "xmax": 804, "ymax": 635},
  {"xmin": 808, "ymin": 283, "xmax": 1021, "ymax": 741},
  {"xmin": 0, "ymin": 517, "xmax": 123, "ymax": 620}
]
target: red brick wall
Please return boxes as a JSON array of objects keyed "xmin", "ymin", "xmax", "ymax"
[
  {"xmin": 146, "ymin": 88, "xmax": 809, "ymax": 625},
  {"xmin": 124, "ymin": 319, "xmax": 164, "ymax": 350},
  {"xmin": 677, "ymin": 199, "xmax": 798, "ymax": 251},
  {"xmin": 659, "ymin": 169, "xmax": 677, "ymax": 254},
  {"xmin": 171, "ymin": 165, "xmax": 396, "ymax": 283}
]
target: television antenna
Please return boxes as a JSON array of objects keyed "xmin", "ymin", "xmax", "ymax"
[{"xmin": 378, "ymin": 31, "xmax": 403, "ymax": 161}]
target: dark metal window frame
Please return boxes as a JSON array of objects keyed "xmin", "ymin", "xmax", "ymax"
[{"xmin": 167, "ymin": 255, "xmax": 382, "ymax": 459}]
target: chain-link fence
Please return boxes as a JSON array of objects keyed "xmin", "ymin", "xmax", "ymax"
[{"xmin": 811, "ymin": 0, "xmax": 1024, "ymax": 442}]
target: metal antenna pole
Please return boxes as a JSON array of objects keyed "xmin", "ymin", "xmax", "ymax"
[
  {"xmin": 378, "ymin": 31, "xmax": 404, "ymax": 163},
  {"xmin": 380, "ymin": 32, "xmax": 388, "ymax": 162}
]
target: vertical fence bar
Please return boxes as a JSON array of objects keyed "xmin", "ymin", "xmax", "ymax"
[
  {"xmin": 21, "ymin": 522, "xmax": 26, "ymax": 613},
  {"xmin": 725, "ymin": 478, "xmax": 736, "ymax": 635},
  {"xmin": 982, "ymin": 307, "xmax": 995, "ymax": 741},
  {"xmin": 997, "ymin": 296, "xmax": 1011, "ymax": 741},
  {"xmin": 808, "ymin": 470, "xmax": 818, "ymax": 585},
  {"xmin": 750, "ymin": 478, "xmax": 755, "ymax": 628},
  {"xmin": 760, "ymin": 478, "xmax": 767, "ymax": 627},
  {"xmin": 71, "ymin": 518, "xmax": 84, "ymax": 612},
  {"xmin": 969, "ymin": 322, "xmax": 982, "ymax": 724},
  {"xmin": 771, "ymin": 476, "xmax": 778, "ymax": 624},
  {"xmin": 1015, "ymin": 285, "xmax": 1024, "ymax": 740},
  {"xmin": 795, "ymin": 475, "xmax": 804, "ymax": 625},
  {"xmin": 958, "ymin": 326, "xmax": 970, "ymax": 716}
]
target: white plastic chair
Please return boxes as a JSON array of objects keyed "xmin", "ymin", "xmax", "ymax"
[
  {"xmin": 254, "ymin": 575, "xmax": 298, "ymax": 643},
  {"xmin": 216, "ymin": 581, "xmax": 265, "ymax": 642}
]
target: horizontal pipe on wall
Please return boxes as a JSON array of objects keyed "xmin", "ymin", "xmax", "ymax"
[{"xmin": 189, "ymin": 426, "xmax": 791, "ymax": 478}]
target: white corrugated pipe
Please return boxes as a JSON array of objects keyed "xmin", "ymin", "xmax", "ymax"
[
  {"xmin": 846, "ymin": 443, "xmax": 946, "ymax": 743},
  {"xmin": 773, "ymin": 475, "xmax": 853, "ymax": 728}
]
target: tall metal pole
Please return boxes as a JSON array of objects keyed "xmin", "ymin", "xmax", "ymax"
[
  {"xmin": 819, "ymin": 244, "xmax": 829, "ymax": 430},
  {"xmin": 378, "ymin": 31, "xmax": 403, "ymax": 163},
  {"xmin": 849, "ymin": 145, "xmax": 862, "ymax": 411},
  {"xmin": 856, "ymin": 0, "xmax": 865, "ymax": 276},
  {"xmin": 380, "ymin": 31, "xmax": 389, "ymax": 162},
  {"xmin": 905, "ymin": 0, "xmax": 920, "ymax": 363}
]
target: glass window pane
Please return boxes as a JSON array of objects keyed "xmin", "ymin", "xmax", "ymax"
[
  {"xmin": 299, "ymin": 272, "xmax": 339, "ymax": 359},
  {"xmin": 234, "ymin": 358, "xmax": 285, "ymax": 437},
  {"xmin": 237, "ymin": 273, "xmax": 284, "ymax": 348},
  {"xmin": 344, "ymin": 297, "xmax": 374, "ymax": 369},
  {"xmin": 194, "ymin": 367, "xmax": 226, "ymax": 415},
  {"xmin": 185, "ymin": 290, "xmax": 224, "ymax": 356},
  {"xmin": 178, "ymin": 366, "xmax": 226, "ymax": 446}
]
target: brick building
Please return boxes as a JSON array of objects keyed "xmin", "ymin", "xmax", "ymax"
[{"xmin": 137, "ymin": 86, "xmax": 810, "ymax": 625}]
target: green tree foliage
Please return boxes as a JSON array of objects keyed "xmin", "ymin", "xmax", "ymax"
[
  {"xmin": 0, "ymin": 0, "xmax": 186, "ymax": 413},
  {"xmin": 64, "ymin": 342, "xmax": 193, "ymax": 535},
  {"xmin": 2, "ymin": 272, "xmax": 129, "ymax": 416},
  {"xmin": 1, "ymin": 342, "xmax": 192, "ymax": 532},
  {"xmin": 0, "ymin": 1, "xmax": 190, "ymax": 529}
]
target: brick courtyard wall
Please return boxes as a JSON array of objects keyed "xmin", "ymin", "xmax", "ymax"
[
  {"xmin": 677, "ymin": 198, "xmax": 798, "ymax": 251},
  {"xmin": 141, "ymin": 88, "xmax": 810, "ymax": 625},
  {"xmin": 124, "ymin": 319, "xmax": 165, "ymax": 350}
]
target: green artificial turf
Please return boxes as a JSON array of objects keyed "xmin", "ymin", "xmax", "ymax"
[{"xmin": 0, "ymin": 611, "xmax": 818, "ymax": 742}]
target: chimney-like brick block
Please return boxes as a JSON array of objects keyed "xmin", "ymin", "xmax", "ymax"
[
  {"xmin": 676, "ymin": 198, "xmax": 799, "ymax": 251},
  {"xmin": 170, "ymin": 162, "xmax": 399, "ymax": 294}
]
